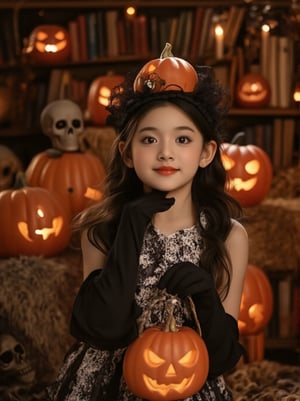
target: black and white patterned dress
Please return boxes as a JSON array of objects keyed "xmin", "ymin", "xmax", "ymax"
[{"xmin": 47, "ymin": 224, "xmax": 233, "ymax": 401}]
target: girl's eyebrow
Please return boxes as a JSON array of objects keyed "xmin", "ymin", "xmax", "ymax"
[{"xmin": 137, "ymin": 125, "xmax": 196, "ymax": 133}]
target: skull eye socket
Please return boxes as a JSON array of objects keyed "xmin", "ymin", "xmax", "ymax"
[
  {"xmin": 178, "ymin": 350, "xmax": 198, "ymax": 367},
  {"xmin": 15, "ymin": 344, "xmax": 24, "ymax": 355},
  {"xmin": 56, "ymin": 120, "xmax": 67, "ymax": 130},
  {"xmin": 0, "ymin": 351, "xmax": 13, "ymax": 364},
  {"xmin": 2, "ymin": 166, "xmax": 12, "ymax": 177},
  {"xmin": 144, "ymin": 349, "xmax": 165, "ymax": 368},
  {"xmin": 72, "ymin": 119, "xmax": 82, "ymax": 129}
]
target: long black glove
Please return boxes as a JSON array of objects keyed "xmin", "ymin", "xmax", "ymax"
[
  {"xmin": 71, "ymin": 191, "xmax": 175, "ymax": 350},
  {"xmin": 158, "ymin": 262, "xmax": 244, "ymax": 378}
]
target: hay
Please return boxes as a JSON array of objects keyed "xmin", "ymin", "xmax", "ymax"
[{"xmin": 0, "ymin": 253, "xmax": 82, "ymax": 384}]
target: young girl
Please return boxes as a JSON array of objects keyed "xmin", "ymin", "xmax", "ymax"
[{"xmin": 47, "ymin": 48, "xmax": 248, "ymax": 401}]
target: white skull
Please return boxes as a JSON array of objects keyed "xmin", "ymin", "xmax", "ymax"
[
  {"xmin": 0, "ymin": 334, "xmax": 35, "ymax": 386},
  {"xmin": 40, "ymin": 99, "xmax": 84, "ymax": 152},
  {"xmin": 0, "ymin": 145, "xmax": 23, "ymax": 190}
]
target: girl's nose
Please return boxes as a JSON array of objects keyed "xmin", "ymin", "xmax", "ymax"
[{"xmin": 157, "ymin": 144, "xmax": 174, "ymax": 161}]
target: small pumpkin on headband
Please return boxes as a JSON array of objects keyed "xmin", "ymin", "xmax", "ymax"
[{"xmin": 133, "ymin": 43, "xmax": 198, "ymax": 93}]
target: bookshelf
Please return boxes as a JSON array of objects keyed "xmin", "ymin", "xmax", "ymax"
[{"xmin": 0, "ymin": 0, "xmax": 299, "ymax": 360}]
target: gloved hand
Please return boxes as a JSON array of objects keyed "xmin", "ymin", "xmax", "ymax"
[
  {"xmin": 71, "ymin": 191, "xmax": 175, "ymax": 350},
  {"xmin": 158, "ymin": 262, "xmax": 244, "ymax": 377}
]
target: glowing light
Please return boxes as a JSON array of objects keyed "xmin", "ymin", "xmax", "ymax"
[{"xmin": 126, "ymin": 6, "xmax": 136, "ymax": 16}]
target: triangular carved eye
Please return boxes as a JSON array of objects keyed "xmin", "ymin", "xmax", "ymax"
[
  {"xmin": 143, "ymin": 349, "xmax": 165, "ymax": 368},
  {"xmin": 178, "ymin": 350, "xmax": 198, "ymax": 367}
]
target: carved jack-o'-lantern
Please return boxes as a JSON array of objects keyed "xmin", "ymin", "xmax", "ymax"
[
  {"xmin": 133, "ymin": 42, "xmax": 198, "ymax": 93},
  {"xmin": 123, "ymin": 305, "xmax": 209, "ymax": 401},
  {"xmin": 221, "ymin": 142, "xmax": 273, "ymax": 207},
  {"xmin": 238, "ymin": 264, "xmax": 273, "ymax": 335},
  {"xmin": 236, "ymin": 73, "xmax": 271, "ymax": 108},
  {"xmin": 0, "ymin": 174, "xmax": 70, "ymax": 257},
  {"xmin": 25, "ymin": 25, "xmax": 70, "ymax": 65},
  {"xmin": 87, "ymin": 74, "xmax": 125, "ymax": 126}
]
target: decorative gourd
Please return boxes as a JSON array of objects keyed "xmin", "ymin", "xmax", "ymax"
[
  {"xmin": 238, "ymin": 264, "xmax": 273, "ymax": 335},
  {"xmin": 221, "ymin": 138, "xmax": 273, "ymax": 207},
  {"xmin": 236, "ymin": 73, "xmax": 271, "ymax": 108},
  {"xmin": 0, "ymin": 173, "xmax": 70, "ymax": 257},
  {"xmin": 25, "ymin": 25, "xmax": 70, "ymax": 65},
  {"xmin": 133, "ymin": 42, "xmax": 198, "ymax": 93},
  {"xmin": 123, "ymin": 302, "xmax": 209, "ymax": 401},
  {"xmin": 25, "ymin": 150, "xmax": 105, "ymax": 217},
  {"xmin": 87, "ymin": 73, "xmax": 125, "ymax": 126}
]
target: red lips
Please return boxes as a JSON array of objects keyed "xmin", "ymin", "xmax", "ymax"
[{"xmin": 154, "ymin": 166, "xmax": 178, "ymax": 175}]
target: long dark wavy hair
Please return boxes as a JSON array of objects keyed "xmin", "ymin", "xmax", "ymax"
[{"xmin": 73, "ymin": 67, "xmax": 243, "ymax": 299}]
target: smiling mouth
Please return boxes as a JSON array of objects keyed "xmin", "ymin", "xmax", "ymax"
[{"xmin": 154, "ymin": 167, "xmax": 178, "ymax": 175}]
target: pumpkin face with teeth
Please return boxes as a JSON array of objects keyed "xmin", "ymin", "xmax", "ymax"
[
  {"xmin": 26, "ymin": 25, "xmax": 70, "ymax": 65},
  {"xmin": 221, "ymin": 142, "xmax": 273, "ymax": 207},
  {"xmin": 123, "ymin": 325, "xmax": 208, "ymax": 401}
]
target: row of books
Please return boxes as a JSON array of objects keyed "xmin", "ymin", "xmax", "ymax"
[
  {"xmin": 232, "ymin": 118, "xmax": 297, "ymax": 171},
  {"xmin": 67, "ymin": 6, "xmax": 246, "ymax": 62},
  {"xmin": 0, "ymin": 5, "xmax": 247, "ymax": 66},
  {"xmin": 266, "ymin": 274, "xmax": 300, "ymax": 340}
]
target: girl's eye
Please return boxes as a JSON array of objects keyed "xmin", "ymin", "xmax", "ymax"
[
  {"xmin": 142, "ymin": 136, "xmax": 157, "ymax": 144},
  {"xmin": 177, "ymin": 136, "xmax": 191, "ymax": 144}
]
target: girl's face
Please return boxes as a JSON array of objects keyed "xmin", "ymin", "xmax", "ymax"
[{"xmin": 120, "ymin": 104, "xmax": 216, "ymax": 195}]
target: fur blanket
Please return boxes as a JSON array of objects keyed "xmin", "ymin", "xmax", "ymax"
[
  {"xmin": 0, "ymin": 254, "xmax": 81, "ymax": 392},
  {"xmin": 226, "ymin": 360, "xmax": 300, "ymax": 400}
]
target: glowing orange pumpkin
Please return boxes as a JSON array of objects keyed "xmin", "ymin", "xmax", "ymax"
[
  {"xmin": 236, "ymin": 73, "xmax": 271, "ymax": 108},
  {"xmin": 87, "ymin": 74, "xmax": 125, "ymax": 126},
  {"xmin": 25, "ymin": 25, "xmax": 70, "ymax": 65},
  {"xmin": 238, "ymin": 264, "xmax": 273, "ymax": 335},
  {"xmin": 123, "ymin": 306, "xmax": 208, "ymax": 401},
  {"xmin": 221, "ymin": 142, "xmax": 273, "ymax": 207},
  {"xmin": 0, "ymin": 174, "xmax": 70, "ymax": 257},
  {"xmin": 133, "ymin": 42, "xmax": 198, "ymax": 93},
  {"xmin": 25, "ymin": 150, "xmax": 105, "ymax": 217}
]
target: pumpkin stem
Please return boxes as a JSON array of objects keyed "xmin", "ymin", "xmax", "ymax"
[
  {"xmin": 160, "ymin": 42, "xmax": 173, "ymax": 59},
  {"xmin": 163, "ymin": 299, "xmax": 178, "ymax": 333},
  {"xmin": 231, "ymin": 131, "xmax": 246, "ymax": 145}
]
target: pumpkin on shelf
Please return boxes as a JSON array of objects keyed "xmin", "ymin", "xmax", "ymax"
[
  {"xmin": 133, "ymin": 42, "xmax": 198, "ymax": 93},
  {"xmin": 0, "ymin": 173, "xmax": 70, "ymax": 257},
  {"xmin": 221, "ymin": 135, "xmax": 273, "ymax": 207},
  {"xmin": 87, "ymin": 73, "xmax": 125, "ymax": 126},
  {"xmin": 123, "ymin": 300, "xmax": 209, "ymax": 401},
  {"xmin": 235, "ymin": 73, "xmax": 271, "ymax": 108},
  {"xmin": 25, "ymin": 24, "xmax": 71, "ymax": 65}
]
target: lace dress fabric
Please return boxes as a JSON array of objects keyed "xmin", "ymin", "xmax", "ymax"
[{"xmin": 47, "ymin": 224, "xmax": 233, "ymax": 401}]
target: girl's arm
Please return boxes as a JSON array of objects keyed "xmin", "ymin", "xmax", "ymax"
[{"xmin": 222, "ymin": 220, "xmax": 249, "ymax": 319}]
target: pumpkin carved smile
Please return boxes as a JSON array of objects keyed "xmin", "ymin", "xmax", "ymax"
[
  {"xmin": 18, "ymin": 216, "xmax": 64, "ymax": 242},
  {"xmin": 143, "ymin": 373, "xmax": 195, "ymax": 397}
]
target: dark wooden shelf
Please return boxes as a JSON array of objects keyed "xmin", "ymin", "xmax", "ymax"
[
  {"xmin": 0, "ymin": 1, "xmax": 292, "ymax": 9},
  {"xmin": 229, "ymin": 108, "xmax": 300, "ymax": 117}
]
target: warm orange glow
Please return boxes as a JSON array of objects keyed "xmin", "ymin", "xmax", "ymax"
[
  {"xmin": 126, "ymin": 6, "xmax": 136, "ymax": 16},
  {"xmin": 215, "ymin": 24, "xmax": 223, "ymax": 37},
  {"xmin": 97, "ymin": 86, "xmax": 112, "ymax": 106},
  {"xmin": 261, "ymin": 23, "xmax": 270, "ymax": 33},
  {"xmin": 84, "ymin": 187, "xmax": 102, "ymax": 201},
  {"xmin": 18, "ymin": 216, "xmax": 64, "ymax": 241}
]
